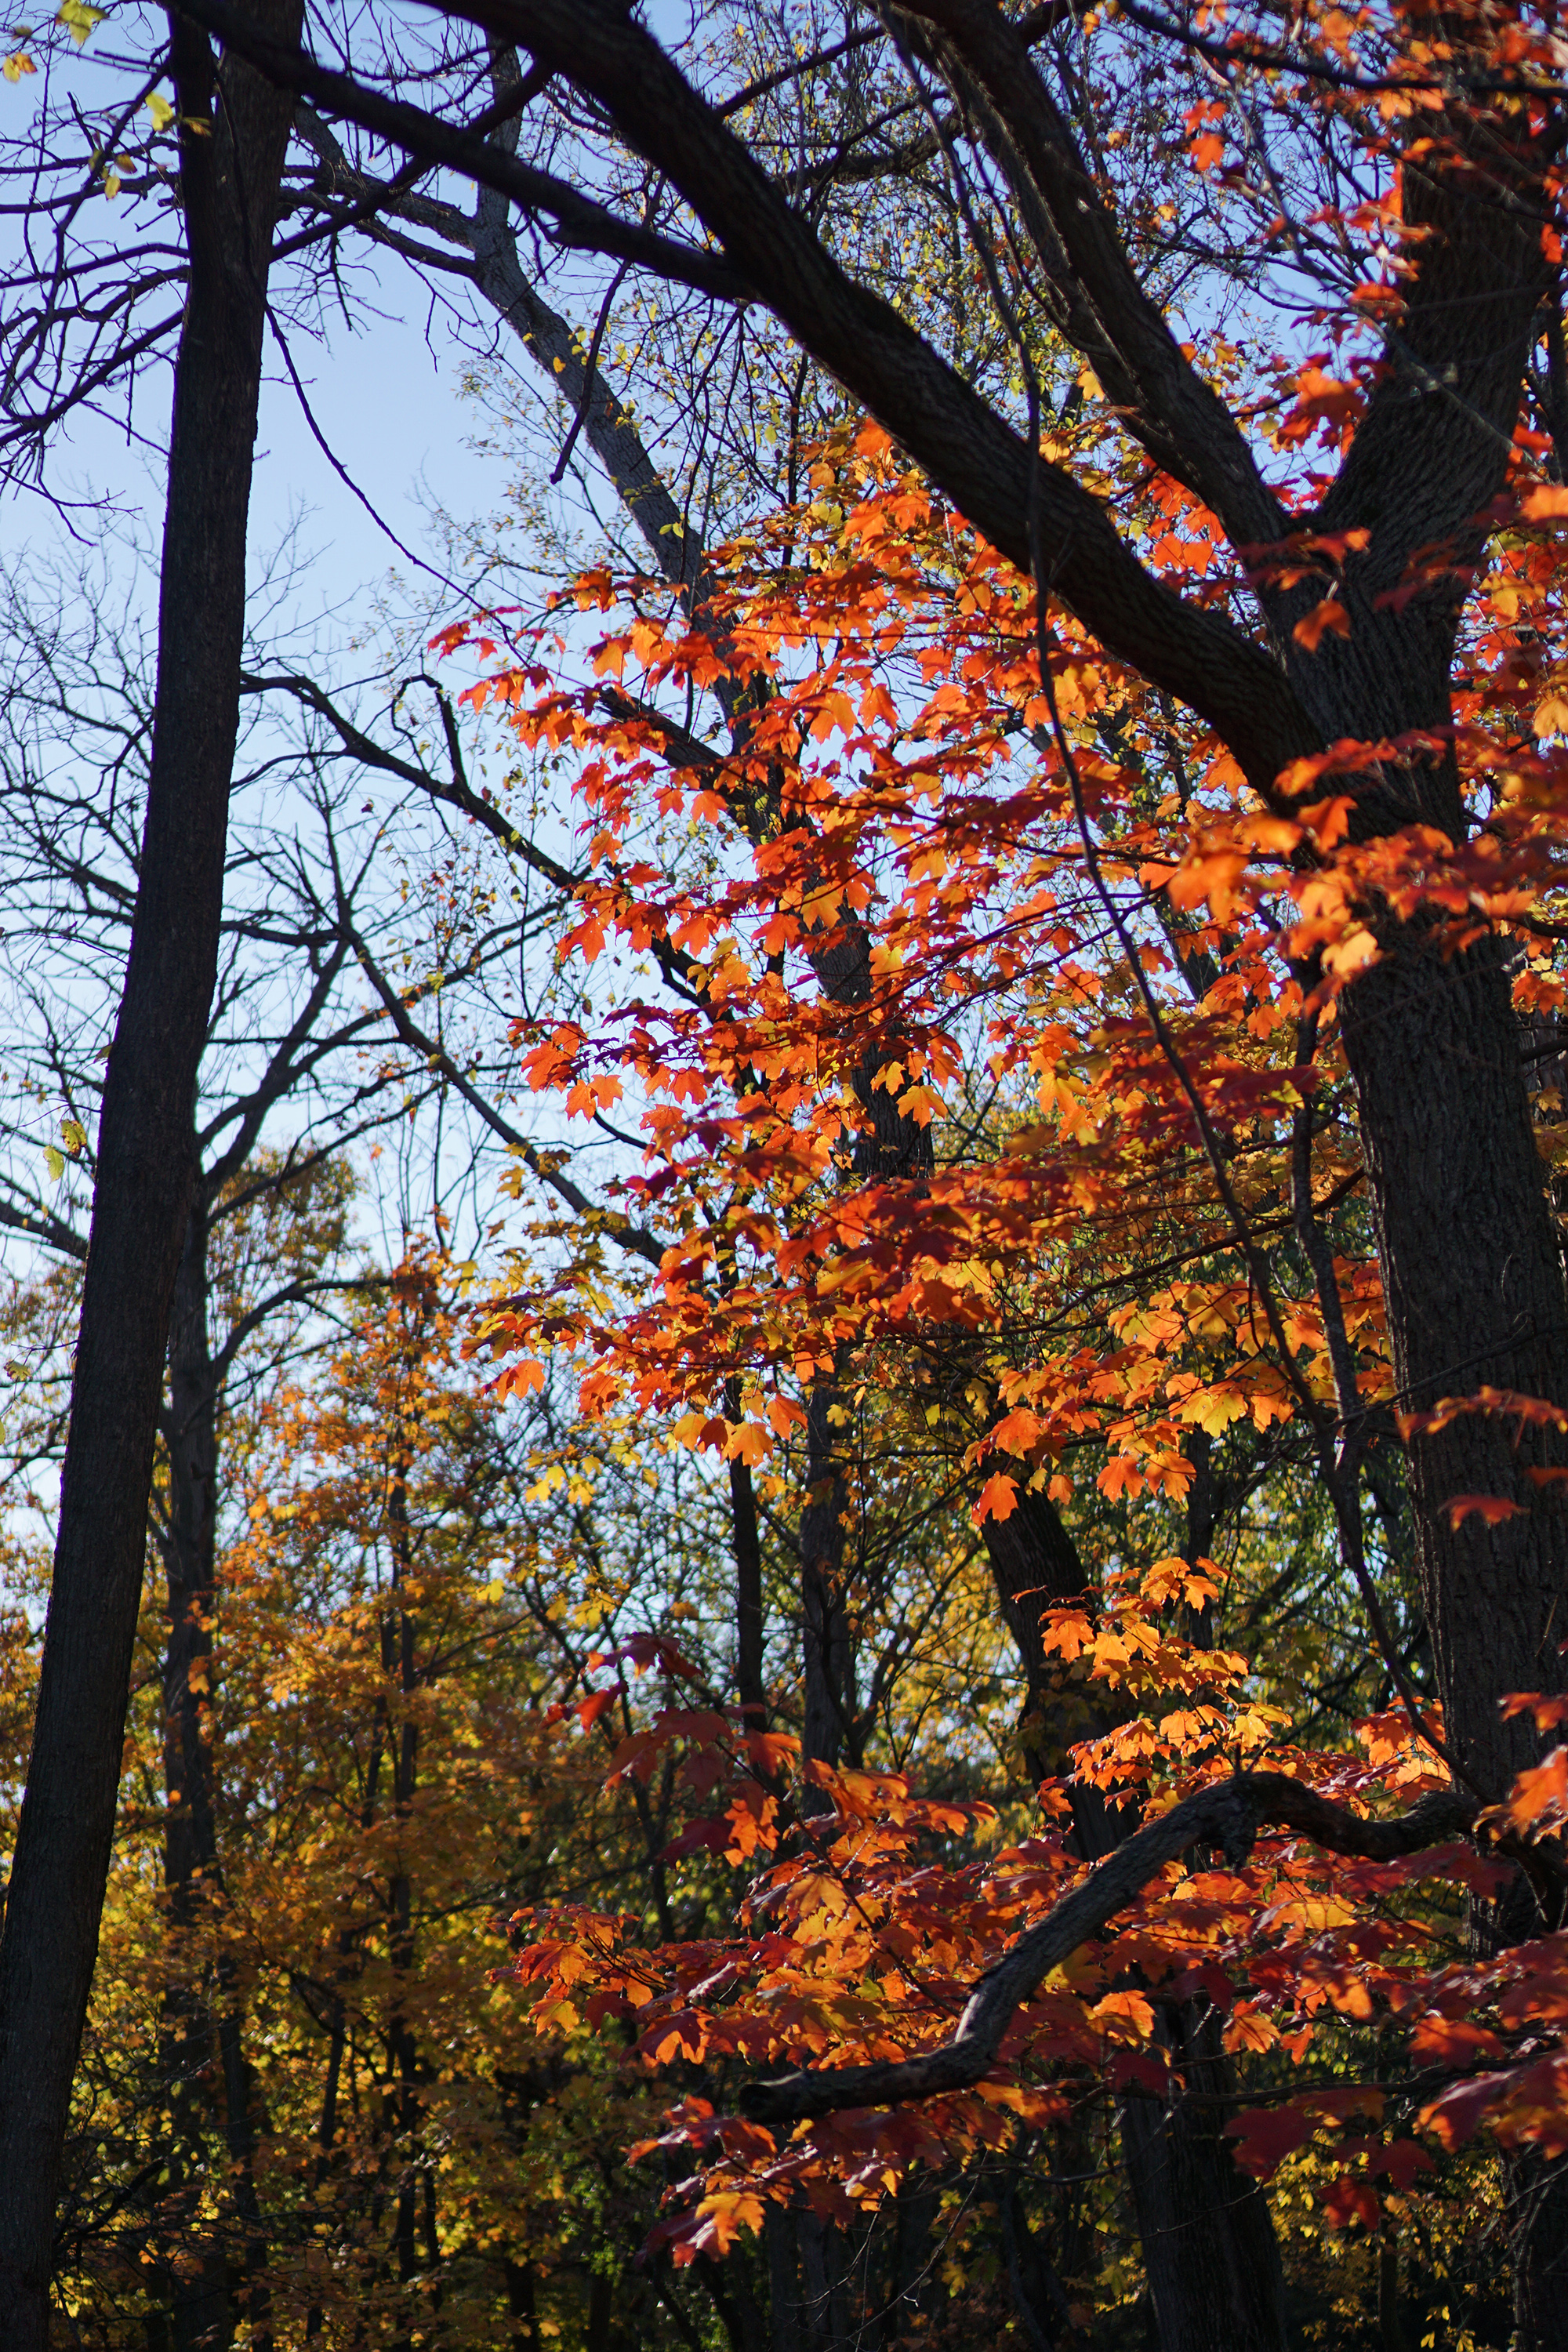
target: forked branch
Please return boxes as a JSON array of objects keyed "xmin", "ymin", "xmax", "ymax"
[{"xmin": 739, "ymin": 1770, "xmax": 1474, "ymax": 2124}]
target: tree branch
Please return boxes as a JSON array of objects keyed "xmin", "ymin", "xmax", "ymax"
[
  {"xmin": 464, "ymin": 0, "xmax": 1315, "ymax": 798},
  {"xmin": 739, "ymin": 1770, "xmax": 1475, "ymax": 2124},
  {"xmin": 166, "ymin": 0, "xmax": 751, "ymax": 302},
  {"xmin": 339, "ymin": 906, "xmax": 664, "ymax": 1269},
  {"xmin": 883, "ymin": 0, "xmax": 1287, "ymax": 551}
]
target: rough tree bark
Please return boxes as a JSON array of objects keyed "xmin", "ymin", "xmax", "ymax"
[
  {"xmin": 0, "ymin": 8, "xmax": 300, "ymax": 2338},
  {"xmin": 381, "ymin": 1414, "xmax": 429, "ymax": 2337},
  {"xmin": 162, "ymin": 1192, "xmax": 271, "ymax": 2352},
  {"xmin": 162, "ymin": 1203, "xmax": 228, "ymax": 2350}
]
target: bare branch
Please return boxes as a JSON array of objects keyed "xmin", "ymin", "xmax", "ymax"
[
  {"xmin": 167, "ymin": 0, "xmax": 752, "ymax": 302},
  {"xmin": 883, "ymin": 0, "xmax": 1287, "ymax": 551},
  {"xmin": 339, "ymin": 903, "xmax": 664, "ymax": 1269}
]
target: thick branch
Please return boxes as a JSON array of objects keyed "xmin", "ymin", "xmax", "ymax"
[
  {"xmin": 739, "ymin": 1770, "xmax": 1474, "ymax": 2123},
  {"xmin": 467, "ymin": 200, "xmax": 717, "ymax": 612},
  {"xmin": 168, "ymin": 0, "xmax": 750, "ymax": 302},
  {"xmin": 465, "ymin": 0, "xmax": 1313, "ymax": 798},
  {"xmin": 1295, "ymin": 87, "xmax": 1554, "ymax": 752},
  {"xmin": 0, "ymin": 1193, "xmax": 88, "ymax": 1263},
  {"xmin": 885, "ymin": 0, "xmax": 1286, "ymax": 550}
]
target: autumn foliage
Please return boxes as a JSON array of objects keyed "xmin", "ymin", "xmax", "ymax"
[{"xmin": 427, "ymin": 144, "xmax": 1568, "ymax": 2323}]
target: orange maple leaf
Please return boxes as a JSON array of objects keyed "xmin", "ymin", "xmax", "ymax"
[
  {"xmin": 1293, "ymin": 597, "xmax": 1352, "ymax": 652},
  {"xmin": 1443, "ymin": 1494, "xmax": 1523, "ymax": 1529},
  {"xmin": 972, "ymin": 1472, "xmax": 1018, "ymax": 1526}
]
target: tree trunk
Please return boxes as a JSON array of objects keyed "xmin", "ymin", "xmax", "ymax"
[
  {"xmin": 800, "ymin": 1386, "xmax": 855, "ymax": 1795},
  {"xmin": 0, "ymin": 10, "xmax": 300, "ymax": 2339},
  {"xmin": 1503, "ymin": 2146, "xmax": 1568, "ymax": 2352},
  {"xmin": 163, "ymin": 1195, "xmax": 271, "ymax": 2352},
  {"xmin": 724, "ymin": 1374, "xmax": 769, "ymax": 1733},
  {"xmin": 1337, "ymin": 927, "xmax": 1568, "ymax": 1794},
  {"xmin": 1120, "ymin": 2002, "xmax": 1290, "ymax": 2352},
  {"xmin": 985, "ymin": 1483, "xmax": 1294, "ymax": 2352},
  {"xmin": 765, "ymin": 2206, "xmax": 804, "ymax": 2352},
  {"xmin": 162, "ymin": 1197, "xmax": 232, "ymax": 2352},
  {"xmin": 505, "ymin": 2258, "xmax": 539, "ymax": 2352},
  {"xmin": 1309, "ymin": 793, "xmax": 1568, "ymax": 2343},
  {"xmin": 303, "ymin": 1991, "xmax": 347, "ymax": 2340},
  {"xmin": 797, "ymin": 2210, "xmax": 851, "ymax": 2352},
  {"xmin": 384, "ymin": 1432, "xmax": 423, "ymax": 2344}
]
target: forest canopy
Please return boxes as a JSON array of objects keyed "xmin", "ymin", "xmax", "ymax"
[{"xmin": 3, "ymin": 2, "xmax": 1568, "ymax": 2348}]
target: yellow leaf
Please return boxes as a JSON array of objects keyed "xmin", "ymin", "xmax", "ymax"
[
  {"xmin": 1090, "ymin": 1990, "xmax": 1156, "ymax": 2041},
  {"xmin": 695, "ymin": 2190, "xmax": 764, "ymax": 2255},
  {"xmin": 146, "ymin": 89, "xmax": 174, "ymax": 130},
  {"xmin": 1178, "ymin": 1384, "xmax": 1248, "ymax": 1436},
  {"xmin": 1222, "ymin": 2005, "xmax": 1279, "ymax": 2055},
  {"xmin": 54, "ymin": 0, "xmax": 102, "ymax": 42},
  {"xmin": 1322, "ymin": 924, "xmax": 1378, "ymax": 979},
  {"xmin": 1261, "ymin": 1893, "xmax": 1355, "ymax": 1933}
]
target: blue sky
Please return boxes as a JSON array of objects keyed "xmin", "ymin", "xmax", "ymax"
[{"xmin": 1, "ymin": 279, "xmax": 499, "ymax": 641}]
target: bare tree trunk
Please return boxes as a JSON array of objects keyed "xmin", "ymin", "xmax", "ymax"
[
  {"xmin": 505, "ymin": 2259, "xmax": 539, "ymax": 2352},
  {"xmin": 161, "ymin": 1196, "xmax": 270, "ymax": 2352},
  {"xmin": 1315, "ymin": 804, "xmax": 1568, "ymax": 2345},
  {"xmin": 765, "ymin": 2207, "xmax": 804, "ymax": 2352},
  {"xmin": 0, "ymin": 11, "xmax": 300, "ymax": 2338},
  {"xmin": 303, "ymin": 1991, "xmax": 347, "ymax": 2341},
  {"xmin": 724, "ymin": 1374, "xmax": 768, "ymax": 1733},
  {"xmin": 1120, "ymin": 2002, "xmax": 1290, "ymax": 2352},
  {"xmin": 797, "ymin": 2210, "xmax": 851, "ymax": 2352},
  {"xmin": 384, "ymin": 1432, "xmax": 423, "ymax": 2347},
  {"xmin": 162, "ymin": 1200, "xmax": 232, "ymax": 2352},
  {"xmin": 1503, "ymin": 2146, "xmax": 1568, "ymax": 2352}
]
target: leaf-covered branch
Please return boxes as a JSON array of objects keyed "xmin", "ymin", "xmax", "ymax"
[{"xmin": 741, "ymin": 1772, "xmax": 1476, "ymax": 2124}]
